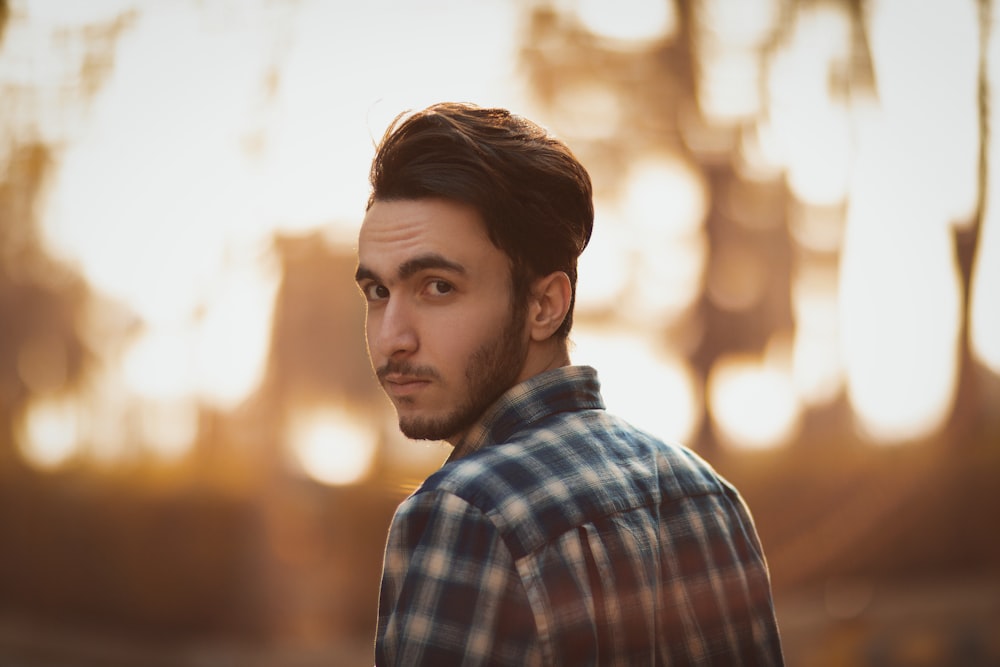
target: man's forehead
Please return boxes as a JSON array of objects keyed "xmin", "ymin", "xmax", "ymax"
[{"xmin": 357, "ymin": 199, "xmax": 493, "ymax": 260}]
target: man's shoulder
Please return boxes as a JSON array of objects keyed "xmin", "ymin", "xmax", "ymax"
[{"xmin": 411, "ymin": 409, "xmax": 732, "ymax": 557}]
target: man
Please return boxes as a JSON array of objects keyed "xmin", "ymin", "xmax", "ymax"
[{"xmin": 355, "ymin": 102, "xmax": 784, "ymax": 665}]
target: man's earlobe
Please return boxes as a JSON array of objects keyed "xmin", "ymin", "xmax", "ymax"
[{"xmin": 529, "ymin": 271, "xmax": 572, "ymax": 341}]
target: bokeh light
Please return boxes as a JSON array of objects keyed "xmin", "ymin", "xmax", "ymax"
[
  {"xmin": 287, "ymin": 405, "xmax": 378, "ymax": 486},
  {"xmin": 573, "ymin": 0, "xmax": 677, "ymax": 48},
  {"xmin": 707, "ymin": 339, "xmax": 802, "ymax": 450},
  {"xmin": 16, "ymin": 394, "xmax": 82, "ymax": 470},
  {"xmin": 2, "ymin": 1, "xmax": 999, "ymax": 664},
  {"xmin": 572, "ymin": 328, "xmax": 699, "ymax": 446}
]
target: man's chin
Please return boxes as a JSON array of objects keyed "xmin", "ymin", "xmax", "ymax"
[
  {"xmin": 397, "ymin": 409, "xmax": 470, "ymax": 443},
  {"xmin": 398, "ymin": 420, "xmax": 453, "ymax": 442}
]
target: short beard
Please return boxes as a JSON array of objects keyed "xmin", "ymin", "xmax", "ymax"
[{"xmin": 398, "ymin": 303, "xmax": 528, "ymax": 442}]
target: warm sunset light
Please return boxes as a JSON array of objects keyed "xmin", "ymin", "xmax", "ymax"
[
  {"xmin": 16, "ymin": 395, "xmax": 82, "ymax": 470},
  {"xmin": 572, "ymin": 329, "xmax": 699, "ymax": 446},
  {"xmin": 574, "ymin": 204, "xmax": 632, "ymax": 314},
  {"xmin": 190, "ymin": 253, "xmax": 280, "ymax": 410},
  {"xmin": 3, "ymin": 2, "xmax": 1000, "ymax": 664},
  {"xmin": 971, "ymin": 12, "xmax": 1000, "ymax": 376},
  {"xmin": 5, "ymin": 0, "xmax": 995, "ymax": 472},
  {"xmin": 791, "ymin": 262, "xmax": 843, "ymax": 406},
  {"xmin": 121, "ymin": 327, "xmax": 193, "ymax": 401},
  {"xmin": 0, "ymin": 0, "xmax": 992, "ymax": 471},
  {"xmin": 136, "ymin": 397, "xmax": 199, "ymax": 461},
  {"xmin": 699, "ymin": 0, "xmax": 780, "ymax": 50},
  {"xmin": 22, "ymin": 0, "xmax": 526, "ymax": 463},
  {"xmin": 73, "ymin": 367, "xmax": 132, "ymax": 466},
  {"xmin": 694, "ymin": 0, "xmax": 780, "ymax": 124},
  {"xmin": 841, "ymin": 141, "xmax": 963, "ymax": 442},
  {"xmin": 707, "ymin": 340, "xmax": 802, "ymax": 450},
  {"xmin": 287, "ymin": 405, "xmax": 378, "ymax": 487},
  {"xmin": 765, "ymin": 2, "xmax": 854, "ymax": 206},
  {"xmin": 574, "ymin": 0, "xmax": 677, "ymax": 47},
  {"xmin": 867, "ymin": 0, "xmax": 980, "ymax": 226},
  {"xmin": 973, "ymin": 192, "xmax": 1000, "ymax": 376},
  {"xmin": 833, "ymin": 0, "xmax": 975, "ymax": 443},
  {"xmin": 616, "ymin": 157, "xmax": 708, "ymax": 327}
]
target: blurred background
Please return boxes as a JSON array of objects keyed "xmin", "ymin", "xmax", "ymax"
[{"xmin": 1, "ymin": 0, "xmax": 998, "ymax": 665}]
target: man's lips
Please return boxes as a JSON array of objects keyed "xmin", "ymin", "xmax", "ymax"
[{"xmin": 382, "ymin": 375, "xmax": 432, "ymax": 397}]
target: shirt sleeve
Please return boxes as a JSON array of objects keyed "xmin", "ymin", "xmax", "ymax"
[{"xmin": 375, "ymin": 490, "xmax": 541, "ymax": 666}]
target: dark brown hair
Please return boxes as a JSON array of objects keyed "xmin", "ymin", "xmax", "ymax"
[{"xmin": 367, "ymin": 102, "xmax": 594, "ymax": 338}]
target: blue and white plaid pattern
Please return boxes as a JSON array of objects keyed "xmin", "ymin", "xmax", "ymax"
[{"xmin": 376, "ymin": 366, "xmax": 784, "ymax": 666}]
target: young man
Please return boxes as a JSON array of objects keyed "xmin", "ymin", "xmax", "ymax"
[{"xmin": 356, "ymin": 103, "xmax": 784, "ymax": 666}]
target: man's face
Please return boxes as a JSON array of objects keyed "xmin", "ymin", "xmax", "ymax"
[{"xmin": 356, "ymin": 197, "xmax": 529, "ymax": 442}]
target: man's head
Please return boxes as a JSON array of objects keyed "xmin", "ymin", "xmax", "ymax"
[
  {"xmin": 367, "ymin": 102, "xmax": 594, "ymax": 334},
  {"xmin": 356, "ymin": 103, "xmax": 594, "ymax": 443}
]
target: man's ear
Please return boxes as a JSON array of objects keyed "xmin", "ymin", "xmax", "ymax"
[{"xmin": 527, "ymin": 271, "xmax": 572, "ymax": 342}]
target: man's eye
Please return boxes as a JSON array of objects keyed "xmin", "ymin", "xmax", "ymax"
[
  {"xmin": 427, "ymin": 280, "xmax": 453, "ymax": 296},
  {"xmin": 364, "ymin": 284, "xmax": 389, "ymax": 300}
]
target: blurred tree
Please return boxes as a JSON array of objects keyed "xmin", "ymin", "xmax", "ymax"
[
  {"xmin": 0, "ymin": 5, "xmax": 136, "ymax": 472},
  {"xmin": 520, "ymin": 0, "xmax": 993, "ymax": 451},
  {"xmin": 266, "ymin": 233, "xmax": 379, "ymax": 413},
  {"xmin": 0, "ymin": 143, "xmax": 88, "ymax": 472},
  {"xmin": 947, "ymin": 0, "xmax": 992, "ymax": 445},
  {"xmin": 519, "ymin": 0, "xmax": 796, "ymax": 452}
]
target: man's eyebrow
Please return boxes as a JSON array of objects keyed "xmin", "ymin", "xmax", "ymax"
[
  {"xmin": 354, "ymin": 265, "xmax": 379, "ymax": 284},
  {"xmin": 397, "ymin": 253, "xmax": 466, "ymax": 281},
  {"xmin": 356, "ymin": 253, "xmax": 467, "ymax": 285}
]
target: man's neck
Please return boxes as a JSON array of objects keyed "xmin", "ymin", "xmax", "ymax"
[{"xmin": 515, "ymin": 338, "xmax": 571, "ymax": 385}]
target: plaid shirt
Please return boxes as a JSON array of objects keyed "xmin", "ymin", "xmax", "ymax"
[{"xmin": 376, "ymin": 366, "xmax": 783, "ymax": 666}]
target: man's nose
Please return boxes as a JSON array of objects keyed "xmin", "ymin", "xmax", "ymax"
[{"xmin": 372, "ymin": 298, "xmax": 418, "ymax": 359}]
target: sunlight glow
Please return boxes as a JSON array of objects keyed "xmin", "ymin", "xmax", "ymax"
[
  {"xmin": 192, "ymin": 250, "xmax": 280, "ymax": 410},
  {"xmin": 765, "ymin": 3, "xmax": 854, "ymax": 205},
  {"xmin": 696, "ymin": 49, "xmax": 761, "ymax": 124},
  {"xmin": 119, "ymin": 250, "xmax": 279, "ymax": 411},
  {"xmin": 867, "ymin": 0, "xmax": 980, "ymax": 227},
  {"xmin": 708, "ymin": 339, "xmax": 802, "ymax": 450},
  {"xmin": 574, "ymin": 0, "xmax": 677, "ymax": 47},
  {"xmin": 272, "ymin": 0, "xmax": 525, "ymax": 226},
  {"xmin": 695, "ymin": 0, "xmax": 780, "ymax": 123},
  {"xmin": 791, "ymin": 262, "xmax": 843, "ymax": 406},
  {"xmin": 10, "ymin": 0, "xmax": 998, "ymax": 467},
  {"xmin": 80, "ymin": 366, "xmax": 132, "ymax": 465},
  {"xmin": 547, "ymin": 82, "xmax": 623, "ymax": 140},
  {"xmin": 287, "ymin": 405, "xmax": 378, "ymax": 486},
  {"xmin": 830, "ymin": 0, "xmax": 977, "ymax": 443},
  {"xmin": 122, "ymin": 326, "xmax": 194, "ymax": 401},
  {"xmin": 22, "ymin": 0, "xmax": 136, "ymax": 25},
  {"xmin": 623, "ymin": 157, "xmax": 708, "ymax": 240},
  {"xmin": 737, "ymin": 122, "xmax": 785, "ymax": 181},
  {"xmin": 615, "ymin": 157, "xmax": 709, "ymax": 327},
  {"xmin": 970, "ymin": 203, "xmax": 1000, "ymax": 373},
  {"xmin": 841, "ymin": 129, "xmax": 962, "ymax": 443},
  {"xmin": 698, "ymin": 0, "xmax": 780, "ymax": 49},
  {"xmin": 572, "ymin": 329, "xmax": 699, "ymax": 446},
  {"xmin": 26, "ymin": 0, "xmax": 529, "ymax": 465},
  {"xmin": 969, "ymin": 3, "xmax": 1000, "ymax": 375},
  {"xmin": 138, "ymin": 398, "xmax": 199, "ymax": 461},
  {"xmin": 575, "ymin": 204, "xmax": 632, "ymax": 314},
  {"xmin": 16, "ymin": 395, "xmax": 82, "ymax": 470}
]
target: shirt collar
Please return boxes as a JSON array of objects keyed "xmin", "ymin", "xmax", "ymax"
[{"xmin": 447, "ymin": 365, "xmax": 605, "ymax": 463}]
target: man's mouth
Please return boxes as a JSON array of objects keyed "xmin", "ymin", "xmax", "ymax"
[{"xmin": 382, "ymin": 374, "xmax": 432, "ymax": 397}]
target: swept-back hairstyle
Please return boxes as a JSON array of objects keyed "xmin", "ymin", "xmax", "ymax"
[{"xmin": 367, "ymin": 102, "xmax": 594, "ymax": 338}]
